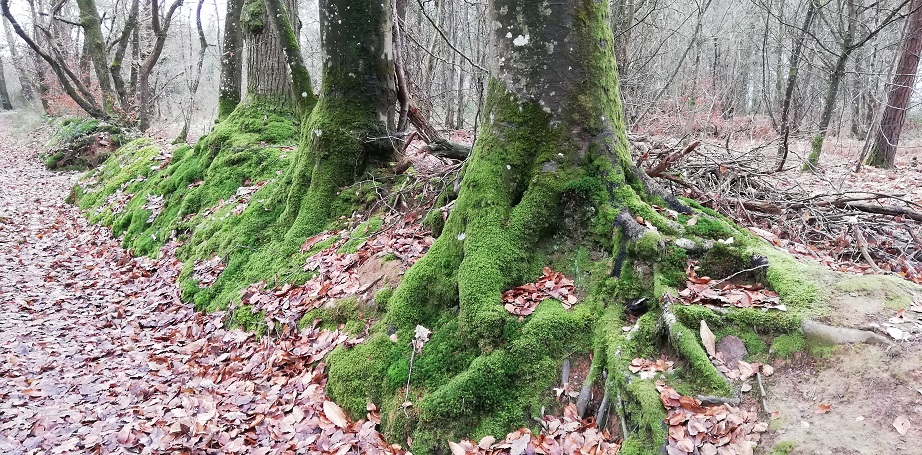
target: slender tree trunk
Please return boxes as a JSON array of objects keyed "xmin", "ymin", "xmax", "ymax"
[
  {"xmin": 775, "ymin": 0, "xmax": 817, "ymax": 171},
  {"xmin": 0, "ymin": 58, "xmax": 13, "ymax": 109},
  {"xmin": 217, "ymin": 0, "xmax": 243, "ymax": 119},
  {"xmin": 175, "ymin": 0, "xmax": 208, "ymax": 143},
  {"xmin": 805, "ymin": 49, "xmax": 851, "ymax": 169},
  {"xmin": 867, "ymin": 0, "xmax": 922, "ymax": 168},
  {"xmin": 2, "ymin": 17, "xmax": 34, "ymax": 102},
  {"xmin": 136, "ymin": 0, "xmax": 184, "ymax": 131},
  {"xmin": 110, "ymin": 0, "xmax": 139, "ymax": 112},
  {"xmin": 280, "ymin": 0, "xmax": 396, "ymax": 239},
  {"xmin": 393, "ymin": 0, "xmax": 409, "ymax": 132}
]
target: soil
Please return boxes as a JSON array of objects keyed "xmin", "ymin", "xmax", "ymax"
[{"xmin": 759, "ymin": 343, "xmax": 922, "ymax": 454}]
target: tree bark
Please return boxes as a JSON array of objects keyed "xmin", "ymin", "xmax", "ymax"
[
  {"xmin": 774, "ymin": 0, "xmax": 817, "ymax": 171},
  {"xmin": 263, "ymin": 0, "xmax": 315, "ymax": 115},
  {"xmin": 74, "ymin": 0, "xmax": 116, "ymax": 113},
  {"xmin": 241, "ymin": 0, "xmax": 292, "ymax": 105},
  {"xmin": 136, "ymin": 0, "xmax": 184, "ymax": 131},
  {"xmin": 867, "ymin": 0, "xmax": 922, "ymax": 168},
  {"xmin": 0, "ymin": 57, "xmax": 13, "ymax": 109},
  {"xmin": 175, "ymin": 0, "xmax": 208, "ymax": 143},
  {"xmin": 1, "ymin": 17, "xmax": 33, "ymax": 102},
  {"xmin": 280, "ymin": 0, "xmax": 396, "ymax": 239},
  {"xmin": 217, "ymin": 0, "xmax": 244, "ymax": 120}
]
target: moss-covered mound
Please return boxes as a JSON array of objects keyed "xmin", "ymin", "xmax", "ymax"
[{"xmin": 43, "ymin": 117, "xmax": 131, "ymax": 170}]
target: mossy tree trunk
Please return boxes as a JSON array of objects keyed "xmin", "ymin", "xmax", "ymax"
[
  {"xmin": 217, "ymin": 0, "xmax": 244, "ymax": 120},
  {"xmin": 326, "ymin": 1, "xmax": 717, "ymax": 452},
  {"xmin": 388, "ymin": 0, "xmax": 688, "ymax": 355},
  {"xmin": 279, "ymin": 0, "xmax": 396, "ymax": 239}
]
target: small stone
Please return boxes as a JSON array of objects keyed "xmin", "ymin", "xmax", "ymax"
[{"xmin": 716, "ymin": 336, "xmax": 748, "ymax": 366}]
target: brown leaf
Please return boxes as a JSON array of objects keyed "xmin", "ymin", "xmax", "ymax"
[
  {"xmin": 815, "ymin": 403, "xmax": 832, "ymax": 414},
  {"xmin": 323, "ymin": 400, "xmax": 349, "ymax": 428},
  {"xmin": 700, "ymin": 320, "xmax": 716, "ymax": 357},
  {"xmin": 448, "ymin": 440, "xmax": 467, "ymax": 455}
]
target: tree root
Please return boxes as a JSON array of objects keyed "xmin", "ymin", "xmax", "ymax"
[{"xmin": 801, "ymin": 319, "xmax": 890, "ymax": 345}]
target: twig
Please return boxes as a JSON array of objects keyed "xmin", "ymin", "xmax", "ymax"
[
  {"xmin": 756, "ymin": 372, "xmax": 770, "ymax": 415},
  {"xmin": 851, "ymin": 222, "xmax": 884, "ymax": 274},
  {"xmin": 712, "ymin": 263, "xmax": 770, "ymax": 286}
]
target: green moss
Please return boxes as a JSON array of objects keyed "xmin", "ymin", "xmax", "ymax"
[
  {"xmin": 836, "ymin": 275, "xmax": 915, "ymax": 309},
  {"xmin": 770, "ymin": 333, "xmax": 806, "ymax": 358},
  {"xmin": 231, "ymin": 305, "xmax": 267, "ymax": 335},
  {"xmin": 339, "ymin": 217, "xmax": 383, "ymax": 254},
  {"xmin": 807, "ymin": 338, "xmax": 837, "ymax": 358},
  {"xmin": 43, "ymin": 117, "xmax": 129, "ymax": 170},
  {"xmin": 374, "ymin": 287, "xmax": 394, "ymax": 309},
  {"xmin": 327, "ymin": 333, "xmax": 401, "ymax": 417},
  {"xmin": 619, "ymin": 380, "xmax": 667, "ymax": 455},
  {"xmin": 770, "ymin": 441, "xmax": 796, "ymax": 455}
]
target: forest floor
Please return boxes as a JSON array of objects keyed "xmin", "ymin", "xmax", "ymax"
[
  {"xmin": 0, "ymin": 114, "xmax": 400, "ymax": 453},
  {"xmin": 1, "ymin": 110, "xmax": 921, "ymax": 455}
]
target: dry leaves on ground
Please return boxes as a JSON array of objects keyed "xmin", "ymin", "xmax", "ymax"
[
  {"xmin": 657, "ymin": 383, "xmax": 767, "ymax": 455},
  {"xmin": 502, "ymin": 267, "xmax": 578, "ymax": 316},
  {"xmin": 449, "ymin": 403, "xmax": 620, "ymax": 454}
]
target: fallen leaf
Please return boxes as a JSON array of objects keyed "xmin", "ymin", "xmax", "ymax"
[
  {"xmin": 700, "ymin": 320, "xmax": 716, "ymax": 357},
  {"xmin": 894, "ymin": 415, "xmax": 911, "ymax": 435},
  {"xmin": 448, "ymin": 440, "xmax": 467, "ymax": 455},
  {"xmin": 323, "ymin": 400, "xmax": 349, "ymax": 428},
  {"xmin": 816, "ymin": 403, "xmax": 832, "ymax": 414}
]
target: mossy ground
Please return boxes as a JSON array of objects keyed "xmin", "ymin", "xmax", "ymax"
[
  {"xmin": 71, "ymin": 7, "xmax": 832, "ymax": 452},
  {"xmin": 43, "ymin": 117, "xmax": 130, "ymax": 170}
]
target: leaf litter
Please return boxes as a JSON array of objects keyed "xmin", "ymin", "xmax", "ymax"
[{"xmin": 0, "ymin": 140, "xmax": 619, "ymax": 454}]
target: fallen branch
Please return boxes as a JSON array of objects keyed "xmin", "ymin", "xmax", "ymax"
[{"xmin": 645, "ymin": 140, "xmax": 701, "ymax": 178}]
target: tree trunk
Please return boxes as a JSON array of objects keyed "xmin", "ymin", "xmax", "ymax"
[
  {"xmin": 263, "ymin": 0, "xmax": 315, "ymax": 115},
  {"xmin": 279, "ymin": 0, "xmax": 396, "ymax": 239},
  {"xmin": 805, "ymin": 49, "xmax": 851, "ymax": 169},
  {"xmin": 174, "ymin": 0, "xmax": 208, "ymax": 144},
  {"xmin": 327, "ymin": 1, "xmax": 701, "ymax": 451},
  {"xmin": 0, "ymin": 58, "xmax": 13, "ymax": 109},
  {"xmin": 136, "ymin": 0, "xmax": 184, "ymax": 131},
  {"xmin": 393, "ymin": 0, "xmax": 409, "ymax": 132},
  {"xmin": 1, "ymin": 17, "xmax": 33, "ymax": 102},
  {"xmin": 217, "ymin": 0, "xmax": 244, "ymax": 120},
  {"xmin": 775, "ymin": 0, "xmax": 817, "ymax": 171},
  {"xmin": 867, "ymin": 0, "xmax": 922, "ymax": 168},
  {"xmin": 241, "ymin": 0, "xmax": 292, "ymax": 106},
  {"xmin": 74, "ymin": 0, "xmax": 116, "ymax": 113}
]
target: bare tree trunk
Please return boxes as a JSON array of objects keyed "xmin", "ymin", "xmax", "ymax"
[
  {"xmin": 217, "ymin": 0, "xmax": 243, "ymax": 119},
  {"xmin": 2, "ymin": 17, "xmax": 35, "ymax": 102},
  {"xmin": 175, "ymin": 0, "xmax": 208, "ymax": 143},
  {"xmin": 393, "ymin": 0, "xmax": 409, "ymax": 132},
  {"xmin": 0, "ymin": 58, "xmax": 13, "ymax": 109},
  {"xmin": 136, "ymin": 0, "xmax": 184, "ymax": 131},
  {"xmin": 110, "ymin": 0, "xmax": 139, "ymax": 112},
  {"xmin": 775, "ymin": 0, "xmax": 817, "ymax": 171},
  {"xmin": 866, "ymin": 0, "xmax": 922, "ymax": 168},
  {"xmin": 805, "ymin": 49, "xmax": 851, "ymax": 169},
  {"xmin": 241, "ymin": 0, "xmax": 292, "ymax": 106}
]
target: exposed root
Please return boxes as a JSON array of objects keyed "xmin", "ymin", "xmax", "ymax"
[{"xmin": 801, "ymin": 319, "xmax": 890, "ymax": 345}]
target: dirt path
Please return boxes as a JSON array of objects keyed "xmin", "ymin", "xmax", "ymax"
[{"xmin": 0, "ymin": 117, "xmax": 395, "ymax": 454}]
